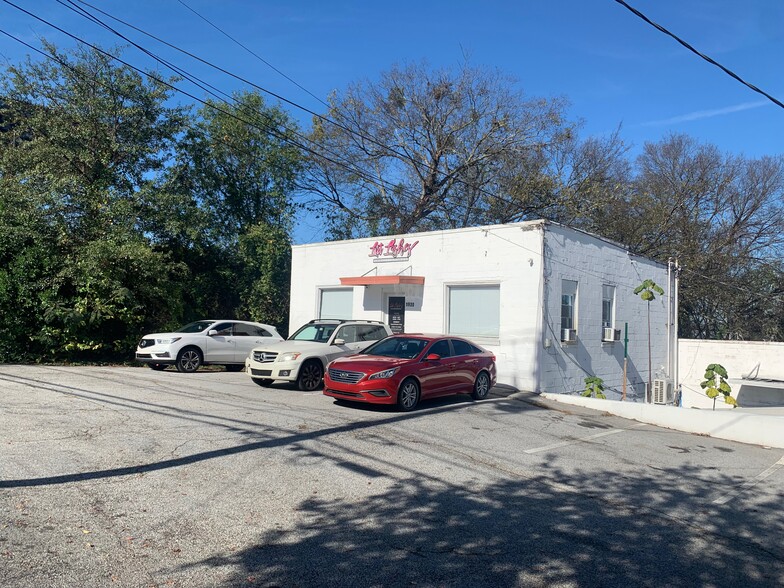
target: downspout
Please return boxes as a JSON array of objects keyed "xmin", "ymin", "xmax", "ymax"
[
  {"xmin": 666, "ymin": 258, "xmax": 672, "ymax": 379},
  {"xmin": 535, "ymin": 223, "xmax": 547, "ymax": 394}
]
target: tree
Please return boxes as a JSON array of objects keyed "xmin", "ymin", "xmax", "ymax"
[
  {"xmin": 169, "ymin": 91, "xmax": 302, "ymax": 331},
  {"xmin": 0, "ymin": 42, "xmax": 187, "ymax": 360},
  {"xmin": 634, "ymin": 279, "xmax": 664, "ymax": 403},
  {"xmin": 303, "ymin": 60, "xmax": 622, "ymax": 238},
  {"xmin": 577, "ymin": 134, "xmax": 784, "ymax": 341},
  {"xmin": 237, "ymin": 223, "xmax": 291, "ymax": 334},
  {"xmin": 178, "ymin": 91, "xmax": 301, "ymax": 243}
]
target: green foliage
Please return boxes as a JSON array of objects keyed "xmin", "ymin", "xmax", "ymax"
[
  {"xmin": 177, "ymin": 91, "xmax": 301, "ymax": 243},
  {"xmin": 0, "ymin": 44, "xmax": 301, "ymax": 363},
  {"xmin": 633, "ymin": 279, "xmax": 664, "ymax": 301},
  {"xmin": 237, "ymin": 223, "xmax": 292, "ymax": 334},
  {"xmin": 700, "ymin": 363, "xmax": 738, "ymax": 408},
  {"xmin": 581, "ymin": 376, "xmax": 606, "ymax": 399}
]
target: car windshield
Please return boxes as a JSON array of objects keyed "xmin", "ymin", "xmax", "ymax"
[
  {"xmin": 176, "ymin": 321, "xmax": 214, "ymax": 333},
  {"xmin": 363, "ymin": 337, "xmax": 428, "ymax": 359},
  {"xmin": 288, "ymin": 323, "xmax": 337, "ymax": 343}
]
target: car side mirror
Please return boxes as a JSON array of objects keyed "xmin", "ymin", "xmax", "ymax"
[
  {"xmin": 333, "ymin": 338, "xmax": 346, "ymax": 346},
  {"xmin": 208, "ymin": 329, "xmax": 218, "ymax": 336},
  {"xmin": 425, "ymin": 353, "xmax": 441, "ymax": 361}
]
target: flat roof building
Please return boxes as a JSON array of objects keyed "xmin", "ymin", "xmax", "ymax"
[{"xmin": 290, "ymin": 220, "xmax": 673, "ymax": 400}]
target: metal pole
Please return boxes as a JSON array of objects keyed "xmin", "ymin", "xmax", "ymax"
[
  {"xmin": 622, "ymin": 322, "xmax": 628, "ymax": 401},
  {"xmin": 674, "ymin": 258, "xmax": 680, "ymax": 406},
  {"xmin": 666, "ymin": 258, "xmax": 672, "ymax": 379}
]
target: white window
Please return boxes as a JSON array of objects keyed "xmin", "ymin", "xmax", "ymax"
[
  {"xmin": 602, "ymin": 285, "xmax": 615, "ymax": 329},
  {"xmin": 561, "ymin": 280, "xmax": 578, "ymax": 332},
  {"xmin": 319, "ymin": 288, "xmax": 353, "ymax": 320},
  {"xmin": 448, "ymin": 285, "xmax": 500, "ymax": 338}
]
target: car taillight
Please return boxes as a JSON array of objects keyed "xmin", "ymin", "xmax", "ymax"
[{"xmin": 490, "ymin": 355, "xmax": 496, "ymax": 362}]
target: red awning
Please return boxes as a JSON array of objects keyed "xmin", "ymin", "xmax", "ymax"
[{"xmin": 339, "ymin": 275, "xmax": 425, "ymax": 286}]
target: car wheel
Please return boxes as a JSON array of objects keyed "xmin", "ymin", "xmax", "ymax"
[
  {"xmin": 176, "ymin": 347, "xmax": 202, "ymax": 373},
  {"xmin": 224, "ymin": 364, "xmax": 244, "ymax": 372},
  {"xmin": 471, "ymin": 371, "xmax": 491, "ymax": 400},
  {"xmin": 397, "ymin": 378, "xmax": 420, "ymax": 411},
  {"xmin": 252, "ymin": 378, "xmax": 274, "ymax": 387},
  {"xmin": 148, "ymin": 363, "xmax": 167, "ymax": 371},
  {"xmin": 297, "ymin": 360, "xmax": 323, "ymax": 391}
]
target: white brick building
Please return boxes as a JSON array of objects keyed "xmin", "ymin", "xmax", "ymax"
[{"xmin": 289, "ymin": 220, "xmax": 673, "ymax": 398}]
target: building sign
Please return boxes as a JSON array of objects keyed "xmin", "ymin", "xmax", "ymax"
[
  {"xmin": 388, "ymin": 296, "xmax": 406, "ymax": 334},
  {"xmin": 369, "ymin": 238, "xmax": 419, "ymax": 262}
]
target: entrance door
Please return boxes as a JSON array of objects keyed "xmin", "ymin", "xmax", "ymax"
[{"xmin": 388, "ymin": 296, "xmax": 406, "ymax": 334}]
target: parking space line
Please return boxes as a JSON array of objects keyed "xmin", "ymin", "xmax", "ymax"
[
  {"xmin": 712, "ymin": 455, "xmax": 784, "ymax": 505},
  {"xmin": 524, "ymin": 423, "xmax": 648, "ymax": 454}
]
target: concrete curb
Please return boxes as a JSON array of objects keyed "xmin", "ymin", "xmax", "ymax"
[{"xmin": 540, "ymin": 393, "xmax": 784, "ymax": 449}]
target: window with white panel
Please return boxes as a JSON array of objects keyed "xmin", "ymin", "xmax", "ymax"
[
  {"xmin": 447, "ymin": 285, "xmax": 500, "ymax": 338},
  {"xmin": 318, "ymin": 288, "xmax": 353, "ymax": 320}
]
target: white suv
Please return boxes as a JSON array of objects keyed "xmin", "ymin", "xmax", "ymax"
[
  {"xmin": 136, "ymin": 320, "xmax": 284, "ymax": 373},
  {"xmin": 246, "ymin": 320, "xmax": 392, "ymax": 391}
]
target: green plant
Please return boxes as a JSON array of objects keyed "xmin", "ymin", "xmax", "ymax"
[
  {"xmin": 700, "ymin": 363, "xmax": 737, "ymax": 409},
  {"xmin": 634, "ymin": 279, "xmax": 664, "ymax": 403},
  {"xmin": 582, "ymin": 376, "xmax": 606, "ymax": 399}
]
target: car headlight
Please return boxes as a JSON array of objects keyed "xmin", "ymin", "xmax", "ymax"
[
  {"xmin": 155, "ymin": 337, "xmax": 181, "ymax": 345},
  {"xmin": 278, "ymin": 352, "xmax": 301, "ymax": 362},
  {"xmin": 368, "ymin": 367, "xmax": 399, "ymax": 380}
]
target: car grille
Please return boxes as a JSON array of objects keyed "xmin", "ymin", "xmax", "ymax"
[
  {"xmin": 328, "ymin": 368, "xmax": 365, "ymax": 384},
  {"xmin": 253, "ymin": 351, "xmax": 277, "ymax": 363},
  {"xmin": 138, "ymin": 338, "xmax": 155, "ymax": 348},
  {"xmin": 326, "ymin": 389, "xmax": 363, "ymax": 398},
  {"xmin": 251, "ymin": 368, "xmax": 272, "ymax": 377}
]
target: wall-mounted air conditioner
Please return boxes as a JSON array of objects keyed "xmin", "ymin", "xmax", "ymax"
[
  {"xmin": 652, "ymin": 379, "xmax": 673, "ymax": 404},
  {"xmin": 561, "ymin": 328, "xmax": 577, "ymax": 343},
  {"xmin": 602, "ymin": 327, "xmax": 621, "ymax": 341}
]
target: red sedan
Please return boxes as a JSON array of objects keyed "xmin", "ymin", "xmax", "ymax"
[{"xmin": 323, "ymin": 334, "xmax": 497, "ymax": 411}]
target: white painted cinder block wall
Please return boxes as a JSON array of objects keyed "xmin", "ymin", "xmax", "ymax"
[
  {"xmin": 538, "ymin": 225, "xmax": 670, "ymax": 399},
  {"xmin": 678, "ymin": 339, "xmax": 784, "ymax": 409}
]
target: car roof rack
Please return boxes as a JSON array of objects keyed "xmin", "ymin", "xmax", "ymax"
[{"xmin": 307, "ymin": 319, "xmax": 386, "ymax": 325}]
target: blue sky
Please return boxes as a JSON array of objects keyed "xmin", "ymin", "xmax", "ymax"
[{"xmin": 1, "ymin": 0, "xmax": 782, "ymax": 242}]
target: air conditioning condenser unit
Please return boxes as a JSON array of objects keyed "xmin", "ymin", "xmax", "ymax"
[
  {"xmin": 561, "ymin": 328, "xmax": 577, "ymax": 343},
  {"xmin": 652, "ymin": 379, "xmax": 673, "ymax": 404},
  {"xmin": 602, "ymin": 327, "xmax": 621, "ymax": 341}
]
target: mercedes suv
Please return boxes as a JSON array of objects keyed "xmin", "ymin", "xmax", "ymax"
[{"xmin": 246, "ymin": 319, "xmax": 392, "ymax": 391}]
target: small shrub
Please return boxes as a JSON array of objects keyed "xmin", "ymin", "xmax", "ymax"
[
  {"xmin": 700, "ymin": 363, "xmax": 737, "ymax": 408},
  {"xmin": 582, "ymin": 376, "xmax": 606, "ymax": 399}
]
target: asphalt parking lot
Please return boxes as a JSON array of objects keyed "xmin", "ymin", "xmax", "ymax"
[{"xmin": 1, "ymin": 365, "xmax": 783, "ymax": 587}]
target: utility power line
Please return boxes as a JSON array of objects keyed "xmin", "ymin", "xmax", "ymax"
[
  {"xmin": 612, "ymin": 0, "xmax": 784, "ymax": 110},
  {"xmin": 4, "ymin": 3, "xmax": 503, "ymax": 237},
  {"xmin": 0, "ymin": 26, "xmax": 384, "ymax": 206},
  {"xmin": 172, "ymin": 0, "xmax": 331, "ymax": 111},
  {"xmin": 4, "ymin": 0, "xmax": 425, "ymax": 212},
  {"xmin": 61, "ymin": 0, "xmax": 411, "ymax": 202},
  {"xmin": 57, "ymin": 0, "xmax": 565, "ymax": 227}
]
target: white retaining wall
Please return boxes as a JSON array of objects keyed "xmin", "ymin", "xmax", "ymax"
[{"xmin": 678, "ymin": 339, "xmax": 784, "ymax": 409}]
